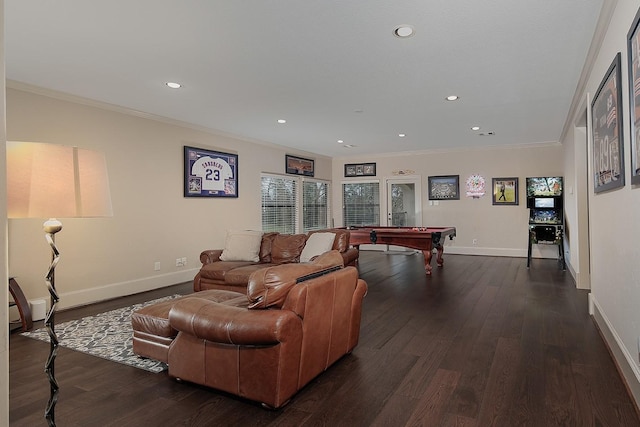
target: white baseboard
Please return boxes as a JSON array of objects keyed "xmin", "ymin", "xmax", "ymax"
[
  {"xmin": 444, "ymin": 246, "xmax": 525, "ymax": 257},
  {"xmin": 361, "ymin": 245, "xmax": 561, "ymax": 259},
  {"xmin": 57, "ymin": 268, "xmax": 198, "ymax": 310},
  {"xmin": 591, "ymin": 295, "xmax": 640, "ymax": 410}
]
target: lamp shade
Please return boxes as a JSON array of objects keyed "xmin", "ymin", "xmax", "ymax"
[{"xmin": 7, "ymin": 141, "xmax": 113, "ymax": 218}]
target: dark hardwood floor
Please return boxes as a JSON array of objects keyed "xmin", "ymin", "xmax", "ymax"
[{"xmin": 9, "ymin": 251, "xmax": 640, "ymax": 426}]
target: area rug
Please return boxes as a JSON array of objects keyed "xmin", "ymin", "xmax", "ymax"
[{"xmin": 21, "ymin": 294, "xmax": 182, "ymax": 373}]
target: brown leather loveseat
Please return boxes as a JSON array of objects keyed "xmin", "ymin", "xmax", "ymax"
[
  {"xmin": 193, "ymin": 228, "xmax": 359, "ymax": 293},
  {"xmin": 147, "ymin": 251, "xmax": 368, "ymax": 409}
]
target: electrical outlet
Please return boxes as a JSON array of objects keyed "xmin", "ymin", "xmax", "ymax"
[
  {"xmin": 154, "ymin": 261, "xmax": 161, "ymax": 271},
  {"xmin": 176, "ymin": 258, "xmax": 182, "ymax": 267},
  {"xmin": 181, "ymin": 257, "xmax": 187, "ymax": 266},
  {"xmin": 472, "ymin": 239, "xmax": 478, "ymax": 245}
]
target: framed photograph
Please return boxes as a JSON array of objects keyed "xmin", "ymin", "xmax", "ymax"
[
  {"xmin": 428, "ymin": 175, "xmax": 459, "ymax": 200},
  {"xmin": 286, "ymin": 155, "xmax": 315, "ymax": 177},
  {"xmin": 628, "ymin": 8, "xmax": 640, "ymax": 185},
  {"xmin": 184, "ymin": 145, "xmax": 238, "ymax": 198},
  {"xmin": 591, "ymin": 52, "xmax": 625, "ymax": 193},
  {"xmin": 344, "ymin": 162, "xmax": 376, "ymax": 177},
  {"xmin": 492, "ymin": 177, "xmax": 519, "ymax": 205}
]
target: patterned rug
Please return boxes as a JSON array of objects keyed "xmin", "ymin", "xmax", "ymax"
[{"xmin": 21, "ymin": 294, "xmax": 182, "ymax": 373}]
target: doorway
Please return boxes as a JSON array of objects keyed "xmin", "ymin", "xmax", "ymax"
[
  {"xmin": 386, "ymin": 178, "xmax": 421, "ymax": 226},
  {"xmin": 385, "ymin": 177, "xmax": 422, "ymax": 251}
]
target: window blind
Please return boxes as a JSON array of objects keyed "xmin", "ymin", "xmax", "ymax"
[
  {"xmin": 342, "ymin": 182, "xmax": 380, "ymax": 227},
  {"xmin": 302, "ymin": 180, "xmax": 329, "ymax": 232},
  {"xmin": 261, "ymin": 175, "xmax": 298, "ymax": 234}
]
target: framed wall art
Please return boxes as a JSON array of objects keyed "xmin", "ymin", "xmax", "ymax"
[
  {"xmin": 628, "ymin": 7, "xmax": 640, "ymax": 185},
  {"xmin": 344, "ymin": 162, "xmax": 376, "ymax": 177},
  {"xmin": 591, "ymin": 52, "xmax": 625, "ymax": 193},
  {"xmin": 184, "ymin": 145, "xmax": 238, "ymax": 198},
  {"xmin": 428, "ymin": 175, "xmax": 459, "ymax": 200},
  {"xmin": 285, "ymin": 154, "xmax": 315, "ymax": 177},
  {"xmin": 492, "ymin": 177, "xmax": 519, "ymax": 205}
]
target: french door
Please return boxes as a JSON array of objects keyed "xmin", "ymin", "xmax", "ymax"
[
  {"xmin": 386, "ymin": 177, "xmax": 421, "ymax": 227},
  {"xmin": 385, "ymin": 177, "xmax": 422, "ymax": 251}
]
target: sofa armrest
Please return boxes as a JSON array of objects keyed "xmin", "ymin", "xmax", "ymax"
[
  {"xmin": 169, "ymin": 297, "xmax": 302, "ymax": 345},
  {"xmin": 341, "ymin": 247, "xmax": 359, "ymax": 267},
  {"xmin": 200, "ymin": 249, "xmax": 223, "ymax": 265}
]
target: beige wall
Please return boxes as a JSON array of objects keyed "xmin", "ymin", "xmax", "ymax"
[
  {"xmin": 332, "ymin": 143, "xmax": 564, "ymax": 258},
  {"xmin": 563, "ymin": 0, "xmax": 640, "ymax": 407},
  {"xmin": 6, "ymin": 87, "xmax": 331, "ymax": 309},
  {"xmin": 1, "ymin": 1, "xmax": 9, "ymax": 423}
]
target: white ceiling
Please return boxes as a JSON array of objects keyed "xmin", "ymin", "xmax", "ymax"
[{"xmin": 5, "ymin": 1, "xmax": 603, "ymax": 158}]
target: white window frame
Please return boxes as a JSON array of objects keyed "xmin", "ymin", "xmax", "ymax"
[
  {"xmin": 261, "ymin": 173, "xmax": 331, "ymax": 234},
  {"xmin": 341, "ymin": 180, "xmax": 381, "ymax": 227}
]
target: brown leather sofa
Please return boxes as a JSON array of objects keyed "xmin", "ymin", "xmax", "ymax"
[
  {"xmin": 193, "ymin": 228, "xmax": 359, "ymax": 293},
  {"xmin": 132, "ymin": 251, "xmax": 367, "ymax": 409}
]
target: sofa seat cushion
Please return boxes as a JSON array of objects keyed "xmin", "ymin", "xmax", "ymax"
[
  {"xmin": 199, "ymin": 260, "xmax": 256, "ymax": 281},
  {"xmin": 132, "ymin": 290, "xmax": 247, "ymax": 339},
  {"xmin": 224, "ymin": 263, "xmax": 278, "ymax": 285}
]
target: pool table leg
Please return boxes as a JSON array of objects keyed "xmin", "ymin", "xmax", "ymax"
[
  {"xmin": 422, "ymin": 245, "xmax": 445, "ymax": 275},
  {"xmin": 435, "ymin": 245, "xmax": 445, "ymax": 267},
  {"xmin": 422, "ymin": 250, "xmax": 434, "ymax": 275}
]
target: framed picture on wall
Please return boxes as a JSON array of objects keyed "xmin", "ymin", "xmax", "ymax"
[
  {"xmin": 184, "ymin": 145, "xmax": 238, "ymax": 197},
  {"xmin": 492, "ymin": 177, "xmax": 519, "ymax": 205},
  {"xmin": 428, "ymin": 175, "xmax": 459, "ymax": 200},
  {"xmin": 591, "ymin": 52, "xmax": 625, "ymax": 193},
  {"xmin": 285, "ymin": 154, "xmax": 315, "ymax": 176},
  {"xmin": 628, "ymin": 7, "xmax": 640, "ymax": 185},
  {"xmin": 344, "ymin": 162, "xmax": 376, "ymax": 177}
]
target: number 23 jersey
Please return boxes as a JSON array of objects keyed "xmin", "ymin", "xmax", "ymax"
[{"xmin": 191, "ymin": 156, "xmax": 234, "ymax": 191}]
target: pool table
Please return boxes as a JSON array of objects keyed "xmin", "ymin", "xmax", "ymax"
[{"xmin": 346, "ymin": 226, "xmax": 456, "ymax": 275}]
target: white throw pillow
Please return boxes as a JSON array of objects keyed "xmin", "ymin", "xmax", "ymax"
[
  {"xmin": 219, "ymin": 230, "xmax": 263, "ymax": 262},
  {"xmin": 300, "ymin": 232, "xmax": 336, "ymax": 262}
]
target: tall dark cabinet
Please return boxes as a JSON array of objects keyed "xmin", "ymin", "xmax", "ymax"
[{"xmin": 526, "ymin": 176, "xmax": 565, "ymax": 269}]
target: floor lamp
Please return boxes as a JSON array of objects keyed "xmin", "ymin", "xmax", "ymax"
[{"xmin": 7, "ymin": 141, "xmax": 113, "ymax": 427}]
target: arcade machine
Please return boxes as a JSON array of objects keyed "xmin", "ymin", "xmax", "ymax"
[{"xmin": 526, "ymin": 176, "xmax": 565, "ymax": 269}]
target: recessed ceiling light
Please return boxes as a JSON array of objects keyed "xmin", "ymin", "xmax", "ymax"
[
  {"xmin": 277, "ymin": 119, "xmax": 286, "ymax": 124},
  {"xmin": 446, "ymin": 95, "xmax": 459, "ymax": 101},
  {"xmin": 337, "ymin": 140, "xmax": 344, "ymax": 144},
  {"xmin": 165, "ymin": 82, "xmax": 181, "ymax": 89},
  {"xmin": 394, "ymin": 25, "xmax": 415, "ymax": 38},
  {"xmin": 399, "ymin": 133, "xmax": 406, "ymax": 137},
  {"xmin": 471, "ymin": 126, "xmax": 481, "ymax": 131},
  {"xmin": 344, "ymin": 144, "xmax": 357, "ymax": 148}
]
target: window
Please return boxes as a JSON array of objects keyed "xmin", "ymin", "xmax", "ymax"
[
  {"xmin": 342, "ymin": 182, "xmax": 380, "ymax": 227},
  {"xmin": 261, "ymin": 175, "xmax": 297, "ymax": 234},
  {"xmin": 261, "ymin": 174, "xmax": 330, "ymax": 233},
  {"xmin": 303, "ymin": 180, "xmax": 329, "ymax": 231}
]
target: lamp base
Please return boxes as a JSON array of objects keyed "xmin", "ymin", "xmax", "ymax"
[{"xmin": 43, "ymin": 219, "xmax": 62, "ymax": 427}]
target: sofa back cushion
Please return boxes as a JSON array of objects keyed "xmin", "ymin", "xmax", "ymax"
[
  {"xmin": 247, "ymin": 250, "xmax": 344, "ymax": 309},
  {"xmin": 331, "ymin": 229, "xmax": 350, "ymax": 252},
  {"xmin": 259, "ymin": 232, "xmax": 279, "ymax": 263},
  {"xmin": 219, "ymin": 230, "xmax": 263, "ymax": 262},
  {"xmin": 271, "ymin": 233, "xmax": 307, "ymax": 264}
]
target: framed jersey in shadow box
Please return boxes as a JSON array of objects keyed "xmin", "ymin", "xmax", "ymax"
[
  {"xmin": 591, "ymin": 53, "xmax": 624, "ymax": 193},
  {"xmin": 184, "ymin": 145, "xmax": 238, "ymax": 197}
]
